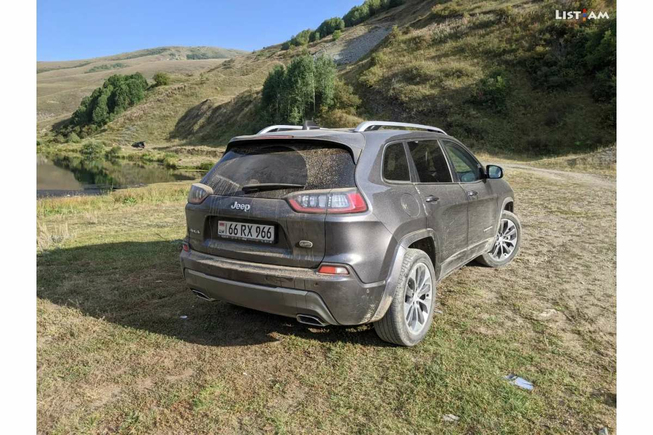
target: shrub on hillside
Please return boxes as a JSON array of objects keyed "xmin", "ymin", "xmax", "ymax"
[
  {"xmin": 153, "ymin": 72, "xmax": 171, "ymax": 87},
  {"xmin": 471, "ymin": 70, "xmax": 511, "ymax": 112},
  {"xmin": 333, "ymin": 30, "xmax": 342, "ymax": 41}
]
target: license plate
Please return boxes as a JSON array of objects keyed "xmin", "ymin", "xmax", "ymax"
[{"xmin": 217, "ymin": 221, "xmax": 275, "ymax": 243}]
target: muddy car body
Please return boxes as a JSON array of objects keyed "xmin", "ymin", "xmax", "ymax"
[{"xmin": 180, "ymin": 121, "xmax": 521, "ymax": 345}]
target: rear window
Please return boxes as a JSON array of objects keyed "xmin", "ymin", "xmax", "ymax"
[{"xmin": 201, "ymin": 142, "xmax": 356, "ymax": 198}]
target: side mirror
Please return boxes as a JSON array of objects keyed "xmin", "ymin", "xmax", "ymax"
[{"xmin": 486, "ymin": 165, "xmax": 503, "ymax": 179}]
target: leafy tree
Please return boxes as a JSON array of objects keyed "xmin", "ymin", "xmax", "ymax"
[
  {"xmin": 333, "ymin": 30, "xmax": 342, "ymax": 41},
  {"xmin": 67, "ymin": 73, "xmax": 149, "ymax": 130},
  {"xmin": 343, "ymin": 4, "xmax": 370, "ymax": 27},
  {"xmin": 92, "ymin": 87, "xmax": 112, "ymax": 125},
  {"xmin": 261, "ymin": 54, "xmax": 338, "ymax": 124},
  {"xmin": 343, "ymin": 0, "xmax": 403, "ymax": 27},
  {"xmin": 314, "ymin": 55, "xmax": 336, "ymax": 110},
  {"xmin": 261, "ymin": 65, "xmax": 288, "ymax": 123},
  {"xmin": 309, "ymin": 31, "xmax": 321, "ymax": 43},
  {"xmin": 290, "ymin": 29, "xmax": 312, "ymax": 47},
  {"xmin": 316, "ymin": 17, "xmax": 345, "ymax": 39},
  {"xmin": 153, "ymin": 72, "xmax": 171, "ymax": 87}
]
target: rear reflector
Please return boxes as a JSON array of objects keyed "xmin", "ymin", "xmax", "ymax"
[
  {"xmin": 318, "ymin": 265, "xmax": 349, "ymax": 275},
  {"xmin": 182, "ymin": 242, "xmax": 190, "ymax": 252},
  {"xmin": 287, "ymin": 189, "xmax": 367, "ymax": 214}
]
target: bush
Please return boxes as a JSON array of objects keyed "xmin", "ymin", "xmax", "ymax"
[
  {"xmin": 153, "ymin": 72, "xmax": 170, "ymax": 87},
  {"xmin": 333, "ymin": 30, "xmax": 342, "ymax": 41},
  {"xmin": 68, "ymin": 132, "xmax": 81, "ymax": 143},
  {"xmin": 163, "ymin": 156, "xmax": 178, "ymax": 169},
  {"xmin": 80, "ymin": 141, "xmax": 105, "ymax": 161},
  {"xmin": 333, "ymin": 80, "xmax": 361, "ymax": 111},
  {"xmin": 471, "ymin": 70, "xmax": 510, "ymax": 112},
  {"xmin": 105, "ymin": 146, "xmax": 122, "ymax": 160}
]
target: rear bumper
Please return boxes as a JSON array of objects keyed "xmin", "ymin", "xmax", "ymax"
[{"xmin": 180, "ymin": 249, "xmax": 386, "ymax": 325}]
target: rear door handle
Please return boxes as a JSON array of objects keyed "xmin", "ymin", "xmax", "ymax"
[
  {"xmin": 467, "ymin": 190, "xmax": 478, "ymax": 198},
  {"xmin": 425, "ymin": 195, "xmax": 440, "ymax": 203}
]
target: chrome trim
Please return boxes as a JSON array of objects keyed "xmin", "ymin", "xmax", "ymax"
[
  {"xmin": 354, "ymin": 121, "xmax": 446, "ymax": 135},
  {"xmin": 256, "ymin": 125, "xmax": 303, "ymax": 134}
]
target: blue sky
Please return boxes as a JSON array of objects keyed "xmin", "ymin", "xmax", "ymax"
[{"xmin": 37, "ymin": 0, "xmax": 362, "ymax": 61}]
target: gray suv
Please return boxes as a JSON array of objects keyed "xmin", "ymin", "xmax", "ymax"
[{"xmin": 180, "ymin": 121, "xmax": 521, "ymax": 346}]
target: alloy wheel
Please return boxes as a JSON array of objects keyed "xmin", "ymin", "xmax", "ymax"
[{"xmin": 403, "ymin": 263, "xmax": 433, "ymax": 334}]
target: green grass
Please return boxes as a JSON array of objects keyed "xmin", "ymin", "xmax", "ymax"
[
  {"xmin": 37, "ymin": 159, "xmax": 616, "ymax": 434},
  {"xmin": 345, "ymin": 0, "xmax": 616, "ymax": 156}
]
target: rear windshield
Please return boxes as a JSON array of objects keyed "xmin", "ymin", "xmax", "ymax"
[{"xmin": 201, "ymin": 142, "xmax": 356, "ymax": 198}]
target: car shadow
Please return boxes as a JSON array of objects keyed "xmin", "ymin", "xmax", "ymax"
[{"xmin": 37, "ymin": 241, "xmax": 389, "ymax": 347}]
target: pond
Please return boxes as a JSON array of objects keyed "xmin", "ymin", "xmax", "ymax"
[{"xmin": 37, "ymin": 154, "xmax": 206, "ymax": 198}]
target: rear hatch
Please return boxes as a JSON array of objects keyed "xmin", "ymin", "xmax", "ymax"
[{"xmin": 186, "ymin": 140, "xmax": 357, "ymax": 268}]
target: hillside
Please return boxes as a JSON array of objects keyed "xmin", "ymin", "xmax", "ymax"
[
  {"xmin": 37, "ymin": 46, "xmax": 247, "ymax": 127},
  {"xmin": 41, "ymin": 0, "xmax": 616, "ymax": 157}
]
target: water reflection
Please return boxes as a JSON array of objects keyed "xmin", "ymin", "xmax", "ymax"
[{"xmin": 37, "ymin": 154, "xmax": 205, "ymax": 197}]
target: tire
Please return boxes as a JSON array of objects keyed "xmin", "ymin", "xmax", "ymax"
[
  {"xmin": 476, "ymin": 210, "xmax": 521, "ymax": 268},
  {"xmin": 374, "ymin": 249, "xmax": 437, "ymax": 347}
]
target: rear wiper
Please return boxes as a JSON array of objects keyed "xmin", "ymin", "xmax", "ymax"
[{"xmin": 241, "ymin": 183, "xmax": 305, "ymax": 192}]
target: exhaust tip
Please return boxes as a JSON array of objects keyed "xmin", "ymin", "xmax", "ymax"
[
  {"xmin": 191, "ymin": 289, "xmax": 215, "ymax": 302},
  {"xmin": 296, "ymin": 314, "xmax": 327, "ymax": 327}
]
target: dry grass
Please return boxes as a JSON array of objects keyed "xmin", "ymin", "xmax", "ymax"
[
  {"xmin": 37, "ymin": 160, "xmax": 616, "ymax": 434},
  {"xmin": 37, "ymin": 46, "xmax": 245, "ymax": 128}
]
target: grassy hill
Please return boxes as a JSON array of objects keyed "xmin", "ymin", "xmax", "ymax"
[
  {"xmin": 40, "ymin": 0, "xmax": 616, "ymax": 158},
  {"xmin": 37, "ymin": 46, "xmax": 247, "ymax": 128}
]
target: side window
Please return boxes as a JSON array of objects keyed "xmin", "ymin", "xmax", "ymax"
[
  {"xmin": 442, "ymin": 140, "xmax": 482, "ymax": 183},
  {"xmin": 407, "ymin": 140, "xmax": 452, "ymax": 183},
  {"xmin": 383, "ymin": 143, "xmax": 410, "ymax": 182}
]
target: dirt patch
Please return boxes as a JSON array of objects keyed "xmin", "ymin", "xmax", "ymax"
[{"xmin": 315, "ymin": 26, "xmax": 391, "ymax": 65}]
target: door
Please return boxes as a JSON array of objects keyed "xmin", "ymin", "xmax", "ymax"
[
  {"xmin": 441, "ymin": 140, "xmax": 498, "ymax": 259},
  {"xmin": 406, "ymin": 139, "xmax": 469, "ymax": 279}
]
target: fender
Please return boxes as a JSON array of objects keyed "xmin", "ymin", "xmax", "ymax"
[
  {"xmin": 369, "ymin": 229, "xmax": 437, "ymax": 322},
  {"xmin": 495, "ymin": 196, "xmax": 514, "ymax": 230}
]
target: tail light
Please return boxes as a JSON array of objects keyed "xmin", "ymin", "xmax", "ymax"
[
  {"xmin": 287, "ymin": 189, "xmax": 367, "ymax": 214},
  {"xmin": 188, "ymin": 183, "xmax": 213, "ymax": 204},
  {"xmin": 318, "ymin": 265, "xmax": 349, "ymax": 275}
]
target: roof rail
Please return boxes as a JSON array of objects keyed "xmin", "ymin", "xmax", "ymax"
[
  {"xmin": 257, "ymin": 125, "xmax": 303, "ymax": 134},
  {"xmin": 353, "ymin": 121, "xmax": 446, "ymax": 135}
]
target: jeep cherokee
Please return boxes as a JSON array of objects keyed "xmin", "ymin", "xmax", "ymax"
[{"xmin": 180, "ymin": 121, "xmax": 521, "ymax": 346}]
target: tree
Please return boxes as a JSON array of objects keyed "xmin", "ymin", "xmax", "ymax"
[
  {"xmin": 261, "ymin": 65, "xmax": 288, "ymax": 123},
  {"xmin": 67, "ymin": 73, "xmax": 149, "ymax": 130},
  {"xmin": 261, "ymin": 54, "xmax": 338, "ymax": 124},
  {"xmin": 314, "ymin": 55, "xmax": 336, "ymax": 110},
  {"xmin": 290, "ymin": 29, "xmax": 312, "ymax": 47},
  {"xmin": 91, "ymin": 86, "xmax": 112, "ymax": 126},
  {"xmin": 316, "ymin": 17, "xmax": 345, "ymax": 39},
  {"xmin": 153, "ymin": 72, "xmax": 171, "ymax": 87}
]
